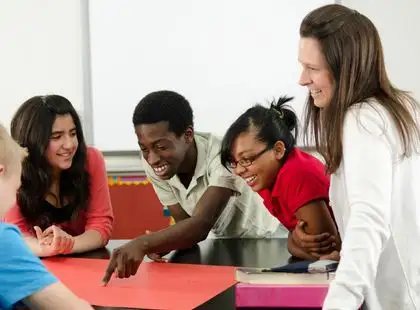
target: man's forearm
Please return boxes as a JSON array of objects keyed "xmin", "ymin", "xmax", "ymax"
[
  {"xmin": 139, "ymin": 217, "xmax": 212, "ymax": 254},
  {"xmin": 139, "ymin": 186, "xmax": 231, "ymax": 254}
]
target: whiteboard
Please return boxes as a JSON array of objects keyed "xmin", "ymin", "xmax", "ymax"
[{"xmin": 89, "ymin": 0, "xmax": 333, "ymax": 152}]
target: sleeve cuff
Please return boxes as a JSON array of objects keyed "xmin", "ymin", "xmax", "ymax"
[{"xmin": 323, "ymin": 280, "xmax": 364, "ymax": 310}]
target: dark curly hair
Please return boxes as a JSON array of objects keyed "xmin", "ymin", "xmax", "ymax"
[
  {"xmin": 132, "ymin": 90, "xmax": 194, "ymax": 136},
  {"xmin": 10, "ymin": 95, "xmax": 90, "ymax": 230}
]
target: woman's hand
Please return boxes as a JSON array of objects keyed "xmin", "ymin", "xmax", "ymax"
[
  {"xmin": 34, "ymin": 225, "xmax": 75, "ymax": 256},
  {"xmin": 292, "ymin": 220, "xmax": 337, "ymax": 257},
  {"xmin": 319, "ymin": 250, "xmax": 340, "ymax": 261}
]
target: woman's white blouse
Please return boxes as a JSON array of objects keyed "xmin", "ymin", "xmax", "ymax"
[{"xmin": 323, "ymin": 102, "xmax": 420, "ymax": 310}]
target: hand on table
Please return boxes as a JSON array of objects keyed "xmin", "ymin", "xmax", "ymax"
[
  {"xmin": 292, "ymin": 220, "xmax": 337, "ymax": 258},
  {"xmin": 102, "ymin": 236, "xmax": 147, "ymax": 285},
  {"xmin": 319, "ymin": 250, "xmax": 340, "ymax": 261},
  {"xmin": 34, "ymin": 225, "xmax": 75, "ymax": 257}
]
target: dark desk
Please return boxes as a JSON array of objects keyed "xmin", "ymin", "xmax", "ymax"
[{"xmin": 75, "ymin": 238, "xmax": 307, "ymax": 310}]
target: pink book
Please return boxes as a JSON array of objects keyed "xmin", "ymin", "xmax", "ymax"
[
  {"xmin": 235, "ymin": 267, "xmax": 334, "ymax": 308},
  {"xmin": 236, "ymin": 283, "xmax": 329, "ymax": 308}
]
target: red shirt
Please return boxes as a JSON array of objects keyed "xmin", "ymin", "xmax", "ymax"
[
  {"xmin": 3, "ymin": 147, "xmax": 114, "ymax": 243},
  {"xmin": 258, "ymin": 148, "xmax": 331, "ymax": 231}
]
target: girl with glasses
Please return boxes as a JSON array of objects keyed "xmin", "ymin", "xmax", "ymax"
[{"xmin": 220, "ymin": 96, "xmax": 340, "ymax": 261}]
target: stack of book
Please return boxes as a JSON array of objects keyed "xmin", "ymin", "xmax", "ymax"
[{"xmin": 235, "ymin": 260, "xmax": 337, "ymax": 308}]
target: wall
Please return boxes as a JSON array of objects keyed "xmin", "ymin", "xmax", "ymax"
[
  {"xmin": 341, "ymin": 0, "xmax": 420, "ymax": 101},
  {"xmin": 102, "ymin": 0, "xmax": 420, "ymax": 173},
  {"xmin": 108, "ymin": 176, "xmax": 171, "ymax": 239},
  {"xmin": 0, "ymin": 0, "xmax": 88, "ymax": 136},
  {"xmin": 2, "ymin": 1, "xmax": 419, "ymax": 174}
]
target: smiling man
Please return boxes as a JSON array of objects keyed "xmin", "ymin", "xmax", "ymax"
[{"xmin": 102, "ymin": 90, "xmax": 286, "ymax": 283}]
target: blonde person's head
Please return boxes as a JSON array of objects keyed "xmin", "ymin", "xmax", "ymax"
[{"xmin": 0, "ymin": 124, "xmax": 27, "ymax": 215}]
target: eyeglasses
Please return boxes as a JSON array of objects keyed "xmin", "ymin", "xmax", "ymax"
[{"xmin": 229, "ymin": 147, "xmax": 271, "ymax": 169}]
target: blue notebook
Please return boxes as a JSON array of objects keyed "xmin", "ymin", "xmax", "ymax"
[{"xmin": 262, "ymin": 259, "xmax": 338, "ymax": 274}]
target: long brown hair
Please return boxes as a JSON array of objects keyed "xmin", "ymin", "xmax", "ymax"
[
  {"xmin": 11, "ymin": 95, "xmax": 90, "ymax": 230},
  {"xmin": 300, "ymin": 4, "xmax": 420, "ymax": 173}
]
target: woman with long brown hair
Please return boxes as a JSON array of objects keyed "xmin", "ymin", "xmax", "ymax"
[{"xmin": 298, "ymin": 4, "xmax": 420, "ymax": 310}]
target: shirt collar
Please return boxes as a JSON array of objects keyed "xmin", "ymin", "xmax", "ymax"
[{"xmin": 167, "ymin": 134, "xmax": 207, "ymax": 189}]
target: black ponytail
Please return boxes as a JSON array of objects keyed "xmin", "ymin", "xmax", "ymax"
[
  {"xmin": 270, "ymin": 96, "xmax": 298, "ymax": 140},
  {"xmin": 221, "ymin": 95, "xmax": 299, "ymax": 169}
]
